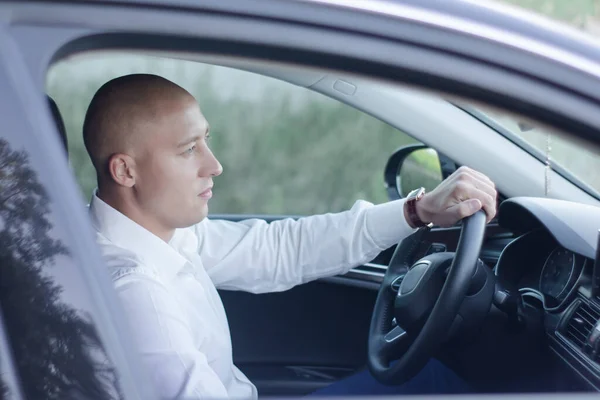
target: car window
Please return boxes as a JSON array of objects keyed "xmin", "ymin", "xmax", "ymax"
[
  {"xmin": 0, "ymin": 95, "xmax": 124, "ymax": 398},
  {"xmin": 463, "ymin": 105, "xmax": 600, "ymax": 198},
  {"xmin": 47, "ymin": 53, "xmax": 420, "ymax": 216}
]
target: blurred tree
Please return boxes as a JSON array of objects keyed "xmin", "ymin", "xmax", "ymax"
[
  {"xmin": 499, "ymin": 0, "xmax": 600, "ymax": 30},
  {"xmin": 0, "ymin": 138, "xmax": 122, "ymax": 399},
  {"xmin": 0, "ymin": 372, "xmax": 8, "ymax": 400}
]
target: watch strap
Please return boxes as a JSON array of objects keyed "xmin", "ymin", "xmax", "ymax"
[{"xmin": 405, "ymin": 187, "xmax": 428, "ymax": 228}]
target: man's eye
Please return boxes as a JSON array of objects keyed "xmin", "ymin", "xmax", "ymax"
[{"xmin": 184, "ymin": 145, "xmax": 196, "ymax": 155}]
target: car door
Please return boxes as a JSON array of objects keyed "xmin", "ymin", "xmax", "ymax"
[{"xmin": 5, "ymin": 0, "xmax": 600, "ymax": 399}]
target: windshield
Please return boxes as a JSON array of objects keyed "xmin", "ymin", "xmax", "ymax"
[{"xmin": 463, "ymin": 106, "xmax": 600, "ymax": 199}]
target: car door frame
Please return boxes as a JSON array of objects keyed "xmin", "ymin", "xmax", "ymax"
[
  {"xmin": 31, "ymin": 0, "xmax": 600, "ymax": 141},
  {"xmin": 0, "ymin": 24, "xmax": 158, "ymax": 400}
]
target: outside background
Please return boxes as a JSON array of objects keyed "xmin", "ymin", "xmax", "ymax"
[{"xmin": 45, "ymin": 0, "xmax": 600, "ymax": 216}]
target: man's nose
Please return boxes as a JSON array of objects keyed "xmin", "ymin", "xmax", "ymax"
[
  {"xmin": 212, "ymin": 158, "xmax": 223, "ymax": 177},
  {"xmin": 202, "ymin": 148, "xmax": 223, "ymax": 177}
]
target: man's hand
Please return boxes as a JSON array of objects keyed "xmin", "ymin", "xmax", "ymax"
[{"xmin": 415, "ymin": 166, "xmax": 497, "ymax": 228}]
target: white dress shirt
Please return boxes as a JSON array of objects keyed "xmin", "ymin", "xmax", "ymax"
[{"xmin": 89, "ymin": 194, "xmax": 416, "ymax": 399}]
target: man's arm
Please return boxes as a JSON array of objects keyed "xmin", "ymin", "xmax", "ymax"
[
  {"xmin": 114, "ymin": 272, "xmax": 229, "ymax": 399},
  {"xmin": 198, "ymin": 166, "xmax": 498, "ymax": 293},
  {"xmin": 197, "ymin": 199, "xmax": 416, "ymax": 293}
]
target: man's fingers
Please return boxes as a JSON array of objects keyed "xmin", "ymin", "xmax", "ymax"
[
  {"xmin": 469, "ymin": 174, "xmax": 497, "ymax": 202},
  {"xmin": 454, "ymin": 182, "xmax": 496, "ymax": 222},
  {"xmin": 454, "ymin": 166, "xmax": 496, "ymax": 195},
  {"xmin": 475, "ymin": 189, "xmax": 496, "ymax": 222},
  {"xmin": 435, "ymin": 167, "xmax": 498, "ymax": 225},
  {"xmin": 469, "ymin": 169, "xmax": 495, "ymax": 190},
  {"xmin": 448, "ymin": 198, "xmax": 482, "ymax": 220},
  {"xmin": 478, "ymin": 192, "xmax": 497, "ymax": 222},
  {"xmin": 450, "ymin": 197, "xmax": 496, "ymax": 224},
  {"xmin": 453, "ymin": 168, "xmax": 497, "ymax": 220}
]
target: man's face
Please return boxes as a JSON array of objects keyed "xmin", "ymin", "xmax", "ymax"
[{"xmin": 133, "ymin": 96, "xmax": 222, "ymax": 231}]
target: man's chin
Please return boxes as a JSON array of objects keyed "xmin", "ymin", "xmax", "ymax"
[
  {"xmin": 172, "ymin": 206, "xmax": 208, "ymax": 229},
  {"xmin": 192, "ymin": 205, "xmax": 209, "ymax": 224}
]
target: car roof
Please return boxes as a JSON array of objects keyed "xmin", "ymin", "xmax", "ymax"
[{"xmin": 46, "ymin": 0, "xmax": 600, "ymax": 77}]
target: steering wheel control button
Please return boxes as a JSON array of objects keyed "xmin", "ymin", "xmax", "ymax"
[
  {"xmin": 427, "ymin": 243, "xmax": 447, "ymax": 255},
  {"xmin": 399, "ymin": 262, "xmax": 430, "ymax": 295},
  {"xmin": 384, "ymin": 325, "xmax": 406, "ymax": 343}
]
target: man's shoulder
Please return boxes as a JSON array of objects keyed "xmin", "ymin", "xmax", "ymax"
[{"xmin": 94, "ymin": 234, "xmax": 160, "ymax": 283}]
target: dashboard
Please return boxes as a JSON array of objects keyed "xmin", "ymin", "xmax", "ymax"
[
  {"xmin": 540, "ymin": 247, "xmax": 578, "ymax": 300},
  {"xmin": 335, "ymin": 195, "xmax": 600, "ymax": 390},
  {"xmin": 496, "ymin": 228, "xmax": 588, "ymax": 310},
  {"xmin": 496, "ymin": 196, "xmax": 600, "ymax": 390}
]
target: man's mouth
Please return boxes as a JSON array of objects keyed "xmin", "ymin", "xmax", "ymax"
[{"xmin": 199, "ymin": 187, "xmax": 213, "ymax": 199}]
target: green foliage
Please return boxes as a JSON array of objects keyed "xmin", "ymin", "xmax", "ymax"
[
  {"xmin": 501, "ymin": 0, "xmax": 600, "ymax": 27},
  {"xmin": 202, "ymin": 89, "xmax": 417, "ymax": 215}
]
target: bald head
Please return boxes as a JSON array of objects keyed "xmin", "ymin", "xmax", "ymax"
[
  {"xmin": 83, "ymin": 74, "xmax": 195, "ymax": 182},
  {"xmin": 84, "ymin": 73, "xmax": 221, "ymax": 239}
]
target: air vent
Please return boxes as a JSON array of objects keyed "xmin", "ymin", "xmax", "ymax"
[{"xmin": 564, "ymin": 302, "xmax": 600, "ymax": 349}]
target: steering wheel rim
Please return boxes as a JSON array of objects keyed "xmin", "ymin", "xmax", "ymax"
[{"xmin": 367, "ymin": 210, "xmax": 487, "ymax": 385}]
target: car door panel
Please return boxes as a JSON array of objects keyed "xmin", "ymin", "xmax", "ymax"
[{"xmin": 220, "ymin": 281, "xmax": 375, "ymax": 396}]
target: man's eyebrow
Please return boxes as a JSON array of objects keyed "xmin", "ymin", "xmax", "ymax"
[
  {"xmin": 176, "ymin": 125, "xmax": 210, "ymax": 147},
  {"xmin": 177, "ymin": 135, "xmax": 201, "ymax": 148}
]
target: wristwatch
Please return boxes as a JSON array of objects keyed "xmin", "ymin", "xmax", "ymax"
[{"xmin": 404, "ymin": 187, "xmax": 431, "ymax": 229}]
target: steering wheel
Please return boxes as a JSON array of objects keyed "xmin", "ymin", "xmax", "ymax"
[{"xmin": 368, "ymin": 210, "xmax": 487, "ymax": 385}]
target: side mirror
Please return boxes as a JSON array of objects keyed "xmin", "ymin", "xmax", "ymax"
[{"xmin": 384, "ymin": 144, "xmax": 444, "ymax": 200}]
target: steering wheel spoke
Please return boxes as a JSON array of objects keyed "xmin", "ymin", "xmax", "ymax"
[{"xmin": 376, "ymin": 324, "xmax": 410, "ymax": 362}]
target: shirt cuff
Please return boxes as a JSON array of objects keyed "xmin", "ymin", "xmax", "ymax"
[{"xmin": 364, "ymin": 198, "xmax": 418, "ymax": 250}]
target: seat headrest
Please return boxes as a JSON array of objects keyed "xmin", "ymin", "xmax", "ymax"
[{"xmin": 46, "ymin": 95, "xmax": 68, "ymax": 154}]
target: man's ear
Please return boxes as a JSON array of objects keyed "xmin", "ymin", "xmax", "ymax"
[{"xmin": 107, "ymin": 153, "xmax": 136, "ymax": 187}]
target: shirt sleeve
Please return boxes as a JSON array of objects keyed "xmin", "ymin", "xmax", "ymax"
[
  {"xmin": 113, "ymin": 271, "xmax": 229, "ymax": 399},
  {"xmin": 197, "ymin": 198, "xmax": 416, "ymax": 293}
]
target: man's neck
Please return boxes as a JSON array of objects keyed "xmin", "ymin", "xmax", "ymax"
[{"xmin": 96, "ymin": 188, "xmax": 175, "ymax": 243}]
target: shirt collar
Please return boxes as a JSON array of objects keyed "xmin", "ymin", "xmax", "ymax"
[{"xmin": 88, "ymin": 190, "xmax": 193, "ymax": 281}]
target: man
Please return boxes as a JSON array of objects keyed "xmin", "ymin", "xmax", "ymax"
[{"xmin": 83, "ymin": 74, "xmax": 497, "ymax": 399}]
